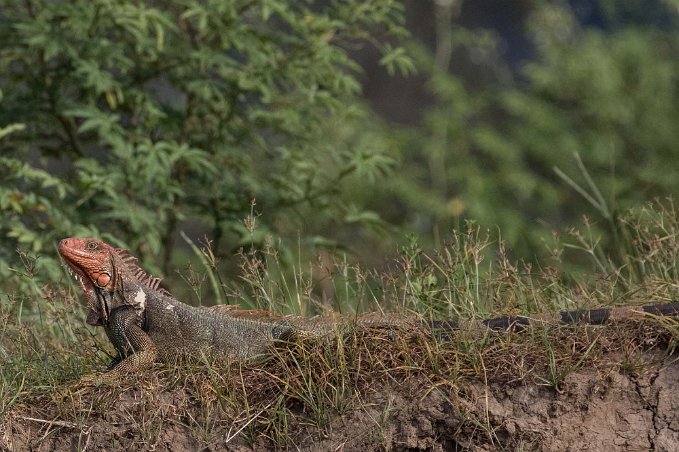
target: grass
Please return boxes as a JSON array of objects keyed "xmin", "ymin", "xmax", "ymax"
[{"xmin": 0, "ymin": 200, "xmax": 678, "ymax": 449}]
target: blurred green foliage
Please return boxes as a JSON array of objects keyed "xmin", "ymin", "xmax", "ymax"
[
  {"xmin": 0, "ymin": 0, "xmax": 409, "ymax": 290},
  {"xmin": 1, "ymin": 1, "xmax": 678, "ymax": 297},
  {"xmin": 370, "ymin": 2, "xmax": 679, "ymax": 262}
]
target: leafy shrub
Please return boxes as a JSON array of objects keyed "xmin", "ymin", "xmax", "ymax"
[{"xmin": 0, "ymin": 0, "xmax": 411, "ymax": 290}]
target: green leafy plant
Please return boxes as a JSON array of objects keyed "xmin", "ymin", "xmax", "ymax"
[{"xmin": 0, "ymin": 0, "xmax": 410, "ymax": 291}]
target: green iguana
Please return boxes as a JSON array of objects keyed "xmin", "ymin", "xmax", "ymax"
[
  {"xmin": 59, "ymin": 237, "xmax": 300, "ymax": 381},
  {"xmin": 59, "ymin": 237, "xmax": 679, "ymax": 382}
]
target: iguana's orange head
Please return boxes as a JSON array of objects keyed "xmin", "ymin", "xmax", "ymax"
[
  {"xmin": 59, "ymin": 237, "xmax": 119, "ymax": 324},
  {"xmin": 60, "ymin": 237, "xmax": 163, "ymax": 326},
  {"xmin": 59, "ymin": 238, "xmax": 115, "ymax": 289}
]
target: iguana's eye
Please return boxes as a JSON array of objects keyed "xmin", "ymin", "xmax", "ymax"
[{"xmin": 86, "ymin": 241, "xmax": 99, "ymax": 251}]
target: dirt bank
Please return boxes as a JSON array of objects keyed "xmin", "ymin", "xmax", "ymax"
[{"xmin": 2, "ymin": 327, "xmax": 678, "ymax": 451}]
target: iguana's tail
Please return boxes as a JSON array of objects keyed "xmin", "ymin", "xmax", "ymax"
[{"xmin": 428, "ymin": 302, "xmax": 679, "ymax": 333}]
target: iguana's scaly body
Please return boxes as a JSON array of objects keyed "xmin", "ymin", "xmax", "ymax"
[
  {"xmin": 59, "ymin": 237, "xmax": 679, "ymax": 382},
  {"xmin": 59, "ymin": 238, "xmax": 296, "ymax": 379}
]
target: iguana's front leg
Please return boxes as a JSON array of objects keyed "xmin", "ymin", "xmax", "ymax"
[{"xmin": 83, "ymin": 307, "xmax": 158, "ymax": 384}]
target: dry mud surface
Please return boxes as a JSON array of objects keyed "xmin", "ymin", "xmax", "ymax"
[
  {"xmin": 4, "ymin": 356, "xmax": 679, "ymax": 451},
  {"xmin": 299, "ymin": 354, "xmax": 679, "ymax": 451},
  {"xmin": 2, "ymin": 347, "xmax": 679, "ymax": 450}
]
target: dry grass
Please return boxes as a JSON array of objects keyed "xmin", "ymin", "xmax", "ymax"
[
  {"xmin": 1, "ymin": 200, "xmax": 678, "ymax": 449},
  {"xmin": 3, "ymin": 318, "xmax": 677, "ymax": 449}
]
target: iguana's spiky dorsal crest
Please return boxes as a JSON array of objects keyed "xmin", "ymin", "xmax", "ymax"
[{"xmin": 114, "ymin": 248, "xmax": 170, "ymax": 296}]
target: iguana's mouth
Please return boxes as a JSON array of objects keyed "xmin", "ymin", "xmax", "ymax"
[{"xmin": 63, "ymin": 261, "xmax": 89, "ymax": 291}]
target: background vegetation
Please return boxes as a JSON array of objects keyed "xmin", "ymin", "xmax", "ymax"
[
  {"xmin": 0, "ymin": 0, "xmax": 677, "ymax": 312},
  {"xmin": 1, "ymin": 3, "xmax": 679, "ymax": 447}
]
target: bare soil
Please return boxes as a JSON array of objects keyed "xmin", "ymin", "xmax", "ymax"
[
  {"xmin": 2, "ymin": 325, "xmax": 679, "ymax": 451},
  {"xmin": 285, "ymin": 353, "xmax": 679, "ymax": 451}
]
